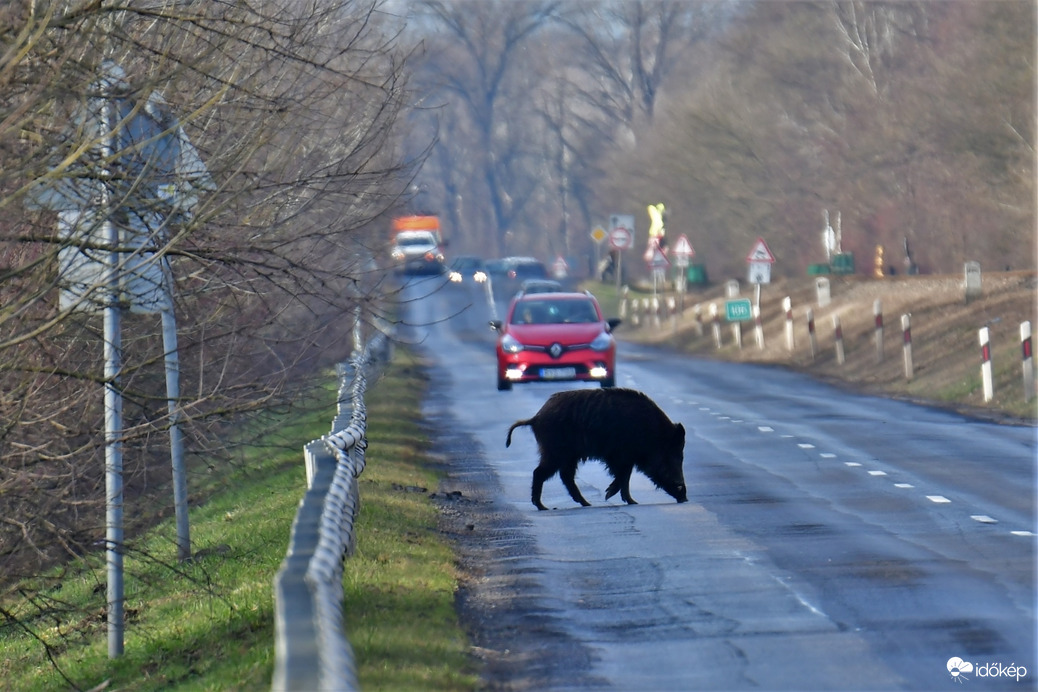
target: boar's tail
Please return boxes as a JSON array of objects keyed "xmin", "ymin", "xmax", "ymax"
[{"xmin": 506, "ymin": 419, "xmax": 532, "ymax": 447}]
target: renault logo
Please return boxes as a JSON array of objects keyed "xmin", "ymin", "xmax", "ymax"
[{"xmin": 549, "ymin": 342, "xmax": 564, "ymax": 359}]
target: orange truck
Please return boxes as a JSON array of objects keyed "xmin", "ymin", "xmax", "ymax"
[{"xmin": 390, "ymin": 215, "xmax": 447, "ymax": 275}]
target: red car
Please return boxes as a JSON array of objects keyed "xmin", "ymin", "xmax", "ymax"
[{"xmin": 490, "ymin": 291, "xmax": 621, "ymax": 391}]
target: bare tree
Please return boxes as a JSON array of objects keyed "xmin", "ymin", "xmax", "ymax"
[
  {"xmin": 407, "ymin": 0, "xmax": 560, "ymax": 254},
  {"xmin": 1, "ymin": 0, "xmax": 412, "ymax": 588}
]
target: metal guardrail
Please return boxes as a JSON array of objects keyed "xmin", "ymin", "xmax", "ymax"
[{"xmin": 271, "ymin": 323, "xmax": 389, "ymax": 692}]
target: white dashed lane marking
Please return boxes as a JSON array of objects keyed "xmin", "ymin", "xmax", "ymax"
[{"xmin": 688, "ymin": 409, "xmax": 1033, "ymax": 539}]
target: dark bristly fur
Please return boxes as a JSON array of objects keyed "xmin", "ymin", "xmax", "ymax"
[{"xmin": 507, "ymin": 388, "xmax": 688, "ymax": 510}]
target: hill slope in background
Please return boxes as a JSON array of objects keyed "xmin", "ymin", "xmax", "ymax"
[{"xmin": 617, "ymin": 271, "xmax": 1038, "ymax": 424}]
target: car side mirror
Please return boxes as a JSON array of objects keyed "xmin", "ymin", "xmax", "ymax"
[
  {"xmin": 489, "ymin": 320, "xmax": 503, "ymax": 331},
  {"xmin": 607, "ymin": 318, "xmax": 622, "ymax": 332}
]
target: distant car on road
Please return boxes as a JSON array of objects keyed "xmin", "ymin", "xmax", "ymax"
[
  {"xmin": 448, "ymin": 255, "xmax": 488, "ymax": 284},
  {"xmin": 391, "ymin": 230, "xmax": 446, "ymax": 275},
  {"xmin": 518, "ymin": 279, "xmax": 564, "ymax": 294},
  {"xmin": 490, "ymin": 291, "xmax": 621, "ymax": 391},
  {"xmin": 488, "ymin": 256, "xmax": 548, "ymax": 296}
]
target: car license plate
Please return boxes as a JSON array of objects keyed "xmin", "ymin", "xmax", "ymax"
[{"xmin": 540, "ymin": 367, "xmax": 576, "ymax": 380}]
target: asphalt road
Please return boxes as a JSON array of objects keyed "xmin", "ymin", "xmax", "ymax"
[{"xmin": 401, "ymin": 276, "xmax": 1036, "ymax": 691}]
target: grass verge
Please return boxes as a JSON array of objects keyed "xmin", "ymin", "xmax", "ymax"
[{"xmin": 0, "ymin": 351, "xmax": 477, "ymax": 691}]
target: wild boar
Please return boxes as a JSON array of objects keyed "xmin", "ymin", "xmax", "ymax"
[{"xmin": 506, "ymin": 388, "xmax": 688, "ymax": 510}]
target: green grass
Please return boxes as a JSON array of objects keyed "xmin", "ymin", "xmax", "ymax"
[{"xmin": 0, "ymin": 352, "xmax": 477, "ymax": 691}]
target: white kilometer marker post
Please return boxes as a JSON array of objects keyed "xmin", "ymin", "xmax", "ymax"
[{"xmin": 980, "ymin": 326, "xmax": 994, "ymax": 402}]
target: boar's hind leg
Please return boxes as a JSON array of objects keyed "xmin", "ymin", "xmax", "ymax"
[
  {"xmin": 559, "ymin": 464, "xmax": 591, "ymax": 507},
  {"xmin": 531, "ymin": 464, "xmax": 555, "ymax": 511}
]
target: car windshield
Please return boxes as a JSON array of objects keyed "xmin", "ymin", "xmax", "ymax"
[
  {"xmin": 511, "ymin": 299, "xmax": 599, "ymax": 325},
  {"xmin": 397, "ymin": 233, "xmax": 435, "ymax": 247},
  {"xmin": 512, "ymin": 263, "xmax": 546, "ymax": 279}
]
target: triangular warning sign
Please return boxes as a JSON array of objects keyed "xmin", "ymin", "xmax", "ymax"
[
  {"xmin": 673, "ymin": 234, "xmax": 694, "ymax": 257},
  {"xmin": 746, "ymin": 237, "xmax": 776, "ymax": 263}
]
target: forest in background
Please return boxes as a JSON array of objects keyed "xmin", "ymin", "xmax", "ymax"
[{"xmin": 404, "ymin": 0, "xmax": 1036, "ymax": 280}]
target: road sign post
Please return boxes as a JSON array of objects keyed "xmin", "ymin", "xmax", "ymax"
[{"xmin": 608, "ymin": 215, "xmax": 634, "ymax": 292}]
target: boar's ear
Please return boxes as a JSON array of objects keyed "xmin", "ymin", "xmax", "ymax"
[{"xmin": 673, "ymin": 422, "xmax": 685, "ymax": 446}]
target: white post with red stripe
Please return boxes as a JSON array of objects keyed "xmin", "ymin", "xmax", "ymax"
[
  {"xmin": 901, "ymin": 313, "xmax": 913, "ymax": 380},
  {"xmin": 783, "ymin": 296, "xmax": 795, "ymax": 351},
  {"xmin": 806, "ymin": 309, "xmax": 817, "ymax": 360},
  {"xmin": 711, "ymin": 303, "xmax": 722, "ymax": 349},
  {"xmin": 979, "ymin": 326, "xmax": 994, "ymax": 402},
  {"xmin": 1021, "ymin": 321, "xmax": 1034, "ymax": 402},
  {"xmin": 874, "ymin": 299, "xmax": 884, "ymax": 363},
  {"xmin": 833, "ymin": 315, "xmax": 845, "ymax": 365},
  {"xmin": 754, "ymin": 305, "xmax": 765, "ymax": 350}
]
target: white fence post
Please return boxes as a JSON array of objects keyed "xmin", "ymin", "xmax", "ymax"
[
  {"xmin": 783, "ymin": 296, "xmax": 795, "ymax": 352},
  {"xmin": 754, "ymin": 305, "xmax": 765, "ymax": 350},
  {"xmin": 874, "ymin": 299, "xmax": 884, "ymax": 363},
  {"xmin": 901, "ymin": 314, "xmax": 913, "ymax": 380},
  {"xmin": 806, "ymin": 308, "xmax": 817, "ymax": 360},
  {"xmin": 711, "ymin": 303, "xmax": 722, "ymax": 349},
  {"xmin": 980, "ymin": 326, "xmax": 994, "ymax": 402},
  {"xmin": 1022, "ymin": 321, "xmax": 1034, "ymax": 403},
  {"xmin": 833, "ymin": 315, "xmax": 845, "ymax": 365}
]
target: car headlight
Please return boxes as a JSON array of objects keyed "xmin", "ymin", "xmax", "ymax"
[
  {"xmin": 589, "ymin": 332, "xmax": 613, "ymax": 351},
  {"xmin": 449, "ymin": 271, "xmax": 463, "ymax": 282},
  {"xmin": 474, "ymin": 271, "xmax": 487, "ymax": 283},
  {"xmin": 391, "ymin": 248, "xmax": 404, "ymax": 260},
  {"xmin": 500, "ymin": 334, "xmax": 524, "ymax": 354}
]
